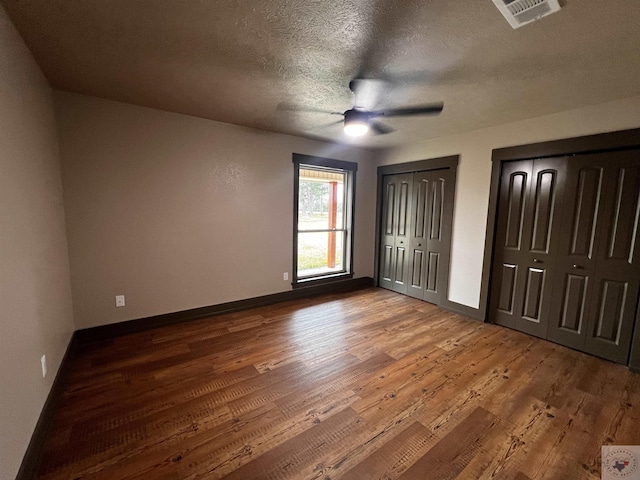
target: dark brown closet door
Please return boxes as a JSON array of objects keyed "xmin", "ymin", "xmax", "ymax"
[
  {"xmin": 379, "ymin": 173, "xmax": 413, "ymax": 294},
  {"xmin": 583, "ymin": 151, "xmax": 640, "ymax": 363},
  {"xmin": 547, "ymin": 156, "xmax": 605, "ymax": 350},
  {"xmin": 407, "ymin": 169, "xmax": 454, "ymax": 304},
  {"xmin": 490, "ymin": 158, "xmax": 567, "ymax": 338}
]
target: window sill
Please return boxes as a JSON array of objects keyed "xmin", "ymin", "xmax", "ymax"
[{"xmin": 292, "ymin": 272, "xmax": 354, "ymax": 289}]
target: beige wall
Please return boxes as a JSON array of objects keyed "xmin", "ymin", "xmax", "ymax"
[
  {"xmin": 377, "ymin": 96, "xmax": 640, "ymax": 309},
  {"xmin": 0, "ymin": 7, "xmax": 75, "ymax": 480},
  {"xmin": 55, "ymin": 92, "xmax": 377, "ymax": 329}
]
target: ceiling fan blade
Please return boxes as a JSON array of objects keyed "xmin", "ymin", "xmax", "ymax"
[
  {"xmin": 277, "ymin": 102, "xmax": 342, "ymax": 115},
  {"xmin": 305, "ymin": 119, "xmax": 344, "ymax": 131},
  {"xmin": 372, "ymin": 103, "xmax": 444, "ymax": 117},
  {"xmin": 370, "ymin": 121, "xmax": 394, "ymax": 135}
]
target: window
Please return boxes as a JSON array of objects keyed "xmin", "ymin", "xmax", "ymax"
[{"xmin": 293, "ymin": 154, "xmax": 357, "ymax": 286}]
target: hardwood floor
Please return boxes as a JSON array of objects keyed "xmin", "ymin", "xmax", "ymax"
[{"xmin": 36, "ymin": 288, "xmax": 640, "ymax": 479}]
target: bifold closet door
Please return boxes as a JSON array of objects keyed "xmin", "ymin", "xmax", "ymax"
[
  {"xmin": 546, "ymin": 154, "xmax": 605, "ymax": 351},
  {"xmin": 406, "ymin": 169, "xmax": 454, "ymax": 304},
  {"xmin": 379, "ymin": 173, "xmax": 413, "ymax": 294},
  {"xmin": 489, "ymin": 158, "xmax": 567, "ymax": 338},
  {"xmin": 584, "ymin": 151, "xmax": 640, "ymax": 363},
  {"xmin": 493, "ymin": 150, "xmax": 640, "ymax": 364},
  {"xmin": 548, "ymin": 151, "xmax": 640, "ymax": 363}
]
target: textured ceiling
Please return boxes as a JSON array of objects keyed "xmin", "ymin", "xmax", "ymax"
[{"xmin": 3, "ymin": 0, "xmax": 640, "ymax": 148}]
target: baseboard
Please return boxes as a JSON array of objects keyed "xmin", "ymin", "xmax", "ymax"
[
  {"xmin": 16, "ymin": 332, "xmax": 78, "ymax": 480},
  {"xmin": 630, "ymin": 365, "xmax": 640, "ymax": 374},
  {"xmin": 441, "ymin": 300, "xmax": 484, "ymax": 321},
  {"xmin": 76, "ymin": 276, "xmax": 375, "ymax": 343}
]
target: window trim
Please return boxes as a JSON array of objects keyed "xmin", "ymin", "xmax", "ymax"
[{"xmin": 292, "ymin": 154, "xmax": 357, "ymax": 288}]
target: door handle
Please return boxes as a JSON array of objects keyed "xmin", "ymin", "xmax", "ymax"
[
  {"xmin": 417, "ymin": 243, "xmax": 422, "ymax": 247},
  {"xmin": 573, "ymin": 264, "xmax": 582, "ymax": 269},
  {"xmin": 533, "ymin": 258, "xmax": 542, "ymax": 263}
]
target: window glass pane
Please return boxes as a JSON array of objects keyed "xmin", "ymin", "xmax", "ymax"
[
  {"xmin": 294, "ymin": 156, "xmax": 356, "ymax": 285},
  {"xmin": 298, "ymin": 168, "xmax": 345, "ymax": 230},
  {"xmin": 297, "ymin": 231, "xmax": 345, "ymax": 277}
]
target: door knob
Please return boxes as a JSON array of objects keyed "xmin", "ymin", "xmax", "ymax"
[
  {"xmin": 573, "ymin": 264, "xmax": 581, "ymax": 269},
  {"xmin": 533, "ymin": 258, "xmax": 542, "ymax": 263},
  {"xmin": 417, "ymin": 243, "xmax": 422, "ymax": 246}
]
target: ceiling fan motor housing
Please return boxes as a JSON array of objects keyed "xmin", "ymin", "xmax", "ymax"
[
  {"xmin": 344, "ymin": 109, "xmax": 370, "ymax": 125},
  {"xmin": 343, "ymin": 109, "xmax": 372, "ymax": 136}
]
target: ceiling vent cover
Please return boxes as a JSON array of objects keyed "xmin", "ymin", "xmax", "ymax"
[{"xmin": 492, "ymin": 0, "xmax": 561, "ymax": 29}]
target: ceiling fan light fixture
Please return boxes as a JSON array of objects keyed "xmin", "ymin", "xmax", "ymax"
[
  {"xmin": 343, "ymin": 109, "xmax": 370, "ymax": 137},
  {"xmin": 344, "ymin": 121, "xmax": 369, "ymax": 137}
]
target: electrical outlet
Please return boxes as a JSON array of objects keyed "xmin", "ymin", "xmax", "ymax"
[
  {"xmin": 41, "ymin": 355, "xmax": 47, "ymax": 378},
  {"xmin": 115, "ymin": 295, "xmax": 125, "ymax": 307},
  {"xmin": 283, "ymin": 272, "xmax": 289, "ymax": 281}
]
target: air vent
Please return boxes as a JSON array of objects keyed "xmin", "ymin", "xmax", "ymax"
[{"xmin": 492, "ymin": 0, "xmax": 561, "ymax": 29}]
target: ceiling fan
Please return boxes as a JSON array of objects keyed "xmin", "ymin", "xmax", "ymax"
[{"xmin": 278, "ymin": 78, "xmax": 444, "ymax": 137}]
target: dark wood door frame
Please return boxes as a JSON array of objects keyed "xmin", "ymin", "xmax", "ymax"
[
  {"xmin": 633, "ymin": 302, "xmax": 640, "ymax": 373},
  {"xmin": 374, "ymin": 155, "xmax": 480, "ymax": 319},
  {"xmin": 480, "ymin": 127, "xmax": 640, "ymax": 369}
]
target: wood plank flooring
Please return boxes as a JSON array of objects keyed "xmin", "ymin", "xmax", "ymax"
[{"xmin": 36, "ymin": 288, "xmax": 640, "ymax": 479}]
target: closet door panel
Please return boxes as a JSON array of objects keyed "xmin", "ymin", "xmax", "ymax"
[
  {"xmin": 407, "ymin": 174, "xmax": 429, "ymax": 299},
  {"xmin": 557, "ymin": 274, "xmax": 588, "ymax": 333},
  {"xmin": 522, "ymin": 266, "xmax": 545, "ymax": 322},
  {"xmin": 406, "ymin": 169, "xmax": 453, "ymax": 304},
  {"xmin": 584, "ymin": 153, "xmax": 640, "ymax": 363},
  {"xmin": 426, "ymin": 252, "xmax": 439, "ymax": 294},
  {"xmin": 393, "ymin": 245, "xmax": 408, "ymax": 291},
  {"xmin": 391, "ymin": 175, "xmax": 413, "ymax": 293},
  {"xmin": 380, "ymin": 245, "xmax": 394, "ymax": 285},
  {"xmin": 530, "ymin": 169, "xmax": 557, "ymax": 253},
  {"xmin": 490, "ymin": 161, "xmax": 532, "ymax": 332},
  {"xmin": 410, "ymin": 250, "xmax": 425, "ymax": 292},
  {"xmin": 379, "ymin": 178, "xmax": 397, "ymax": 290},
  {"xmin": 503, "ymin": 169, "xmax": 529, "ymax": 249},
  {"xmin": 547, "ymin": 161, "xmax": 604, "ymax": 349},
  {"xmin": 490, "ymin": 158, "xmax": 566, "ymax": 338},
  {"xmin": 496, "ymin": 264, "xmax": 518, "ymax": 314},
  {"xmin": 379, "ymin": 173, "xmax": 413, "ymax": 294},
  {"xmin": 423, "ymin": 170, "xmax": 453, "ymax": 304}
]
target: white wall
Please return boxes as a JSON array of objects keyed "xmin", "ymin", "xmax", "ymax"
[
  {"xmin": 377, "ymin": 96, "xmax": 640, "ymax": 309},
  {"xmin": 0, "ymin": 7, "xmax": 75, "ymax": 480},
  {"xmin": 55, "ymin": 92, "xmax": 377, "ymax": 329}
]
